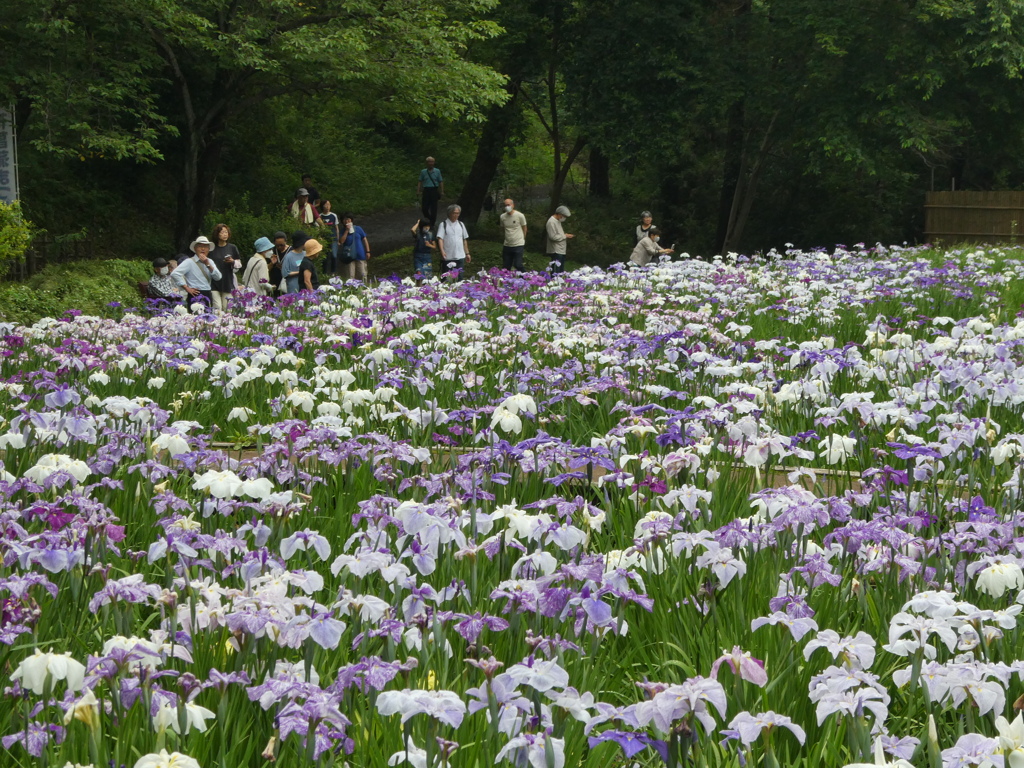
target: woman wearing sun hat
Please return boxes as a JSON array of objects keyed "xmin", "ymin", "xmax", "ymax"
[
  {"xmin": 242, "ymin": 236, "xmax": 275, "ymax": 296},
  {"xmin": 170, "ymin": 235, "xmax": 222, "ymax": 307},
  {"xmin": 296, "ymin": 238, "xmax": 322, "ymax": 291}
]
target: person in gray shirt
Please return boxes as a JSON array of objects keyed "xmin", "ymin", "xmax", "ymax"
[
  {"xmin": 629, "ymin": 226, "xmax": 674, "ymax": 266},
  {"xmin": 545, "ymin": 205, "xmax": 574, "ymax": 274}
]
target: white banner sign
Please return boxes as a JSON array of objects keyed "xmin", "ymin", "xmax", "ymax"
[{"xmin": 0, "ymin": 108, "xmax": 18, "ymax": 204}]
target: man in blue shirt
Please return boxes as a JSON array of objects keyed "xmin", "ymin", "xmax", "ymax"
[
  {"xmin": 417, "ymin": 156, "xmax": 444, "ymax": 229},
  {"xmin": 171, "ymin": 236, "xmax": 223, "ymax": 308},
  {"xmin": 282, "ymin": 231, "xmax": 308, "ymax": 294}
]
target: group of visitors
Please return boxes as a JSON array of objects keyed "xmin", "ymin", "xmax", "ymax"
[
  {"xmin": 148, "ymin": 222, "xmax": 371, "ymax": 311},
  {"xmin": 416, "ymin": 155, "xmax": 577, "ymax": 276},
  {"xmin": 285, "ymin": 176, "xmax": 370, "ymax": 278},
  {"xmin": 408, "ymin": 197, "xmax": 569, "ymax": 281},
  {"xmin": 149, "ymin": 163, "xmax": 672, "ymax": 306},
  {"xmin": 147, "ymin": 225, "xmax": 243, "ymax": 308},
  {"xmin": 418, "ymin": 157, "xmax": 670, "ymax": 275}
]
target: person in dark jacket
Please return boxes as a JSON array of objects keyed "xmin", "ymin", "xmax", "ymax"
[
  {"xmin": 209, "ymin": 223, "xmax": 241, "ymax": 313},
  {"xmin": 411, "ymin": 219, "xmax": 436, "ymax": 279},
  {"xmin": 297, "ymin": 239, "xmax": 322, "ymax": 291}
]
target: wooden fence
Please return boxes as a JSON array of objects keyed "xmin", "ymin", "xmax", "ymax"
[{"xmin": 924, "ymin": 190, "xmax": 1024, "ymax": 244}]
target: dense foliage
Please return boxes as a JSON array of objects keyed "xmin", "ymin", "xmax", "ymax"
[
  {"xmin": 5, "ymin": 2, "xmax": 1024, "ymax": 259},
  {"xmin": 0, "ymin": 260, "xmax": 151, "ymax": 326},
  {"xmin": 2, "ymin": 248, "xmax": 1024, "ymax": 767},
  {"xmin": 0, "ymin": 202, "xmax": 34, "ymax": 280},
  {"xmin": 0, "ymin": 0, "xmax": 507, "ymax": 250}
]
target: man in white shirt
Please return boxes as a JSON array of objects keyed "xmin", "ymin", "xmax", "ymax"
[
  {"xmin": 499, "ymin": 198, "xmax": 527, "ymax": 272},
  {"xmin": 437, "ymin": 204, "xmax": 471, "ymax": 280}
]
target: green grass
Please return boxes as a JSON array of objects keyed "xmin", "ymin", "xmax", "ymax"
[{"xmin": 0, "ymin": 259, "xmax": 150, "ymax": 324}]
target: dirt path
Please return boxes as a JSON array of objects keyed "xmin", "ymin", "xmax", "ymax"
[
  {"xmin": 360, "ymin": 185, "xmax": 553, "ymax": 256},
  {"xmin": 357, "ymin": 205, "xmax": 424, "ymax": 256}
]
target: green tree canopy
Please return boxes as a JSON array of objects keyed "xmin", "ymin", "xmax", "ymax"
[{"xmin": 1, "ymin": 0, "xmax": 509, "ymax": 247}]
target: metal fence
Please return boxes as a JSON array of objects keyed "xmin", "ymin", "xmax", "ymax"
[
  {"xmin": 6, "ymin": 234, "xmax": 97, "ymax": 281},
  {"xmin": 924, "ymin": 191, "xmax": 1024, "ymax": 244}
]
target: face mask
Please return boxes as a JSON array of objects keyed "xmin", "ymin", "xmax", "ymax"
[
  {"xmin": 505, "ymin": 205, "xmax": 512, "ymax": 213},
  {"xmin": 159, "ymin": 267, "xmax": 169, "ymax": 276},
  {"xmin": 653, "ymin": 237, "xmax": 660, "ymax": 243}
]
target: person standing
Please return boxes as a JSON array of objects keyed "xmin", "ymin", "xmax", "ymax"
[
  {"xmin": 499, "ymin": 198, "xmax": 528, "ymax": 272},
  {"xmin": 242, "ymin": 237, "xmax": 275, "ymax": 296},
  {"xmin": 289, "ymin": 189, "xmax": 322, "ymax": 228},
  {"xmin": 636, "ymin": 211, "xmax": 655, "ymax": 243},
  {"xmin": 269, "ymin": 231, "xmax": 289, "ymax": 297},
  {"xmin": 282, "ymin": 231, "xmax": 308, "ymax": 294},
  {"xmin": 629, "ymin": 226, "xmax": 674, "ymax": 266},
  {"xmin": 301, "ymin": 174, "xmax": 321, "ymax": 209},
  {"xmin": 320, "ymin": 200, "xmax": 341, "ymax": 276},
  {"xmin": 411, "ymin": 219, "xmax": 436, "ymax": 279},
  {"xmin": 545, "ymin": 205, "xmax": 574, "ymax": 274},
  {"xmin": 417, "ymin": 156, "xmax": 444, "ymax": 228},
  {"xmin": 298, "ymin": 239, "xmax": 322, "ymax": 291},
  {"xmin": 171, "ymin": 236, "xmax": 222, "ymax": 307},
  {"xmin": 272, "ymin": 231, "xmax": 290, "ymax": 261},
  {"xmin": 209, "ymin": 223, "xmax": 241, "ymax": 312},
  {"xmin": 437, "ymin": 204, "xmax": 471, "ymax": 280},
  {"xmin": 339, "ymin": 214, "xmax": 371, "ymax": 282}
]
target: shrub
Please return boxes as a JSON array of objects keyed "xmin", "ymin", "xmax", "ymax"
[
  {"xmin": 204, "ymin": 197, "xmax": 328, "ymax": 258},
  {"xmin": 0, "ymin": 259, "xmax": 150, "ymax": 325},
  {"xmin": 0, "ymin": 201, "xmax": 35, "ymax": 279}
]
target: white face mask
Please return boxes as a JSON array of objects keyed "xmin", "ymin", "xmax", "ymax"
[
  {"xmin": 505, "ymin": 205, "xmax": 512, "ymax": 213},
  {"xmin": 652, "ymin": 237, "xmax": 660, "ymax": 243},
  {"xmin": 159, "ymin": 267, "xmax": 169, "ymax": 276}
]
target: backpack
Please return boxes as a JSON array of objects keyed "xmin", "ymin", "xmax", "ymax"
[{"xmin": 438, "ymin": 220, "xmax": 467, "ymax": 242}]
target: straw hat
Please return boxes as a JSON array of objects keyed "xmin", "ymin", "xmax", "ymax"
[
  {"xmin": 189, "ymin": 235, "xmax": 214, "ymax": 253},
  {"xmin": 304, "ymin": 238, "xmax": 323, "ymax": 257}
]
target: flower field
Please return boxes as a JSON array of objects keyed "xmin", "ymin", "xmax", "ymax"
[{"xmin": 4, "ymin": 246, "xmax": 1024, "ymax": 768}]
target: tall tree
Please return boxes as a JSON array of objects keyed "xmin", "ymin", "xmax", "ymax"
[
  {"xmin": 459, "ymin": 0, "xmax": 598, "ymax": 219},
  {"xmin": 2, "ymin": 0, "xmax": 508, "ymax": 248},
  {"xmin": 459, "ymin": 87, "xmax": 524, "ymax": 225},
  {"xmin": 566, "ymin": 0, "xmax": 1024, "ymax": 252},
  {"xmin": 0, "ymin": 0, "xmax": 171, "ymax": 162},
  {"xmin": 516, "ymin": 0, "xmax": 587, "ymax": 211}
]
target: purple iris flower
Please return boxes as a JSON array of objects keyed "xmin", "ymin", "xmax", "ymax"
[{"xmin": 588, "ymin": 730, "xmax": 668, "ymax": 761}]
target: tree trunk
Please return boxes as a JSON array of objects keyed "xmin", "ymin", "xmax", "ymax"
[
  {"xmin": 589, "ymin": 147, "xmax": 610, "ymax": 197},
  {"xmin": 174, "ymin": 126, "xmax": 223, "ymax": 252},
  {"xmin": 458, "ymin": 89, "xmax": 521, "ymax": 225},
  {"xmin": 715, "ymin": 100, "xmax": 746, "ymax": 253},
  {"xmin": 720, "ymin": 111, "xmax": 778, "ymax": 254},
  {"xmin": 714, "ymin": 0, "xmax": 753, "ymax": 253},
  {"xmin": 550, "ymin": 135, "xmax": 587, "ymax": 211}
]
